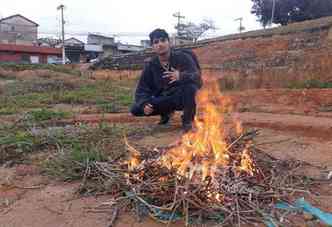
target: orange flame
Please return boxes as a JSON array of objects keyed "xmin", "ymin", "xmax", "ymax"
[
  {"xmin": 161, "ymin": 82, "xmax": 256, "ymax": 181},
  {"xmin": 239, "ymin": 148, "xmax": 255, "ymax": 176},
  {"xmin": 126, "ymin": 81, "xmax": 256, "ymax": 191},
  {"xmin": 124, "ymin": 136, "xmax": 141, "ymax": 171}
]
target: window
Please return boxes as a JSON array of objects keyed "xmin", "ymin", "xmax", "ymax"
[
  {"xmin": 30, "ymin": 56, "xmax": 39, "ymax": 64},
  {"xmin": 11, "ymin": 26, "xmax": 15, "ymax": 31}
]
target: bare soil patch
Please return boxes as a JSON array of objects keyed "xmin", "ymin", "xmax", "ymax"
[
  {"xmin": 228, "ymin": 88, "xmax": 332, "ymax": 117},
  {"xmin": 1, "ymin": 124, "xmax": 331, "ymax": 227}
]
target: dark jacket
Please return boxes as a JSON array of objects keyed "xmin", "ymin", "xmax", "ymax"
[{"xmin": 134, "ymin": 49, "xmax": 202, "ymax": 107}]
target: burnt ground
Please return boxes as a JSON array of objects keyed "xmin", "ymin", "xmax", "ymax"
[{"xmin": 1, "ymin": 87, "xmax": 332, "ymax": 227}]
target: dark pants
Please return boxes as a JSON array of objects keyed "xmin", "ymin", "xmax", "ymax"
[{"xmin": 130, "ymin": 84, "xmax": 198, "ymax": 124}]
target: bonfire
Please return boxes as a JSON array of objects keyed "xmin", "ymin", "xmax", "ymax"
[{"xmin": 93, "ymin": 82, "xmax": 317, "ymax": 226}]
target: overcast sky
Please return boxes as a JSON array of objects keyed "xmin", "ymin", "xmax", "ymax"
[{"xmin": 1, "ymin": 0, "xmax": 263, "ymax": 44}]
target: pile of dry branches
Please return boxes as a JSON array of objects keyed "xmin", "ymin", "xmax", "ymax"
[{"xmin": 89, "ymin": 130, "xmax": 318, "ymax": 226}]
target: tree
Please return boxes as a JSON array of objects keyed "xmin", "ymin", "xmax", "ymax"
[
  {"xmin": 251, "ymin": 0, "xmax": 332, "ymax": 26},
  {"xmin": 176, "ymin": 19, "xmax": 217, "ymax": 43}
]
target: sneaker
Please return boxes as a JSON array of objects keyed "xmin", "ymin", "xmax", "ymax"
[{"xmin": 158, "ymin": 113, "xmax": 172, "ymax": 125}]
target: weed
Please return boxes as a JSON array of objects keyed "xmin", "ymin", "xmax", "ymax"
[
  {"xmin": 26, "ymin": 109, "xmax": 71, "ymax": 122},
  {"xmin": 44, "ymin": 142, "xmax": 107, "ymax": 181},
  {"xmin": 0, "ymin": 107, "xmax": 17, "ymax": 115},
  {"xmin": 43, "ymin": 123, "xmax": 152, "ymax": 184},
  {"xmin": 96, "ymin": 98, "xmax": 121, "ymax": 113},
  {"xmin": 0, "ymin": 127, "xmax": 44, "ymax": 163},
  {"xmin": 0, "ymin": 76, "xmax": 136, "ymax": 115},
  {"xmin": 288, "ymin": 79, "xmax": 332, "ymax": 89}
]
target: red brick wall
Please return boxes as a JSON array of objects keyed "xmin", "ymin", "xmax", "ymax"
[{"xmin": 193, "ymin": 29, "xmax": 332, "ymax": 89}]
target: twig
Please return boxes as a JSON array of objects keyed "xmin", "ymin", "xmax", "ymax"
[
  {"xmin": 13, "ymin": 185, "xmax": 44, "ymax": 190},
  {"xmin": 43, "ymin": 205, "xmax": 63, "ymax": 215},
  {"xmin": 107, "ymin": 207, "xmax": 119, "ymax": 227},
  {"xmin": 236, "ymin": 198, "xmax": 241, "ymax": 227}
]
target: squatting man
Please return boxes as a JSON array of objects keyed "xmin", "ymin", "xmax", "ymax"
[{"xmin": 130, "ymin": 28, "xmax": 203, "ymax": 132}]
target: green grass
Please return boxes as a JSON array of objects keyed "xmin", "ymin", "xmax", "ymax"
[
  {"xmin": 27, "ymin": 109, "xmax": 71, "ymax": 122},
  {"xmin": 56, "ymin": 84, "xmax": 99, "ymax": 104},
  {"xmin": 3, "ymin": 80, "xmax": 78, "ymax": 96},
  {"xmin": 0, "ymin": 107, "xmax": 17, "ymax": 115},
  {"xmin": 0, "ymin": 130, "xmax": 35, "ymax": 151},
  {"xmin": 50, "ymin": 81, "xmax": 133, "ymax": 110},
  {"xmin": 287, "ymin": 79, "xmax": 332, "ymax": 89},
  {"xmin": 0, "ymin": 92, "xmax": 51, "ymax": 111},
  {"xmin": 42, "ymin": 122, "xmax": 152, "ymax": 184},
  {"xmin": 0, "ymin": 78, "xmax": 135, "ymax": 115},
  {"xmin": 44, "ymin": 142, "xmax": 107, "ymax": 181},
  {"xmin": 96, "ymin": 99, "xmax": 120, "ymax": 113},
  {"xmin": 0, "ymin": 119, "xmax": 151, "ymax": 162},
  {"xmin": 0, "ymin": 126, "xmax": 45, "ymax": 163},
  {"xmin": 0, "ymin": 74, "xmax": 143, "ymax": 194}
]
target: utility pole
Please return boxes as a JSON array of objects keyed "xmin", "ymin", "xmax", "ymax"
[
  {"xmin": 271, "ymin": 0, "xmax": 276, "ymax": 25},
  {"xmin": 235, "ymin": 17, "xmax": 245, "ymax": 33},
  {"xmin": 57, "ymin": 4, "xmax": 66, "ymax": 64},
  {"xmin": 173, "ymin": 12, "xmax": 185, "ymax": 36}
]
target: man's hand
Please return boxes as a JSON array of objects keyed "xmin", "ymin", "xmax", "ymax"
[
  {"xmin": 163, "ymin": 68, "xmax": 180, "ymax": 84},
  {"xmin": 143, "ymin": 103, "xmax": 154, "ymax": 115}
]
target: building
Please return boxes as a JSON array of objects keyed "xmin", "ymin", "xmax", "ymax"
[
  {"xmin": 63, "ymin": 37, "xmax": 84, "ymax": 63},
  {"xmin": 0, "ymin": 43, "xmax": 62, "ymax": 64},
  {"xmin": 140, "ymin": 40, "xmax": 151, "ymax": 49},
  {"xmin": 39, "ymin": 37, "xmax": 85, "ymax": 63},
  {"xmin": 0, "ymin": 14, "xmax": 38, "ymax": 46},
  {"xmin": 116, "ymin": 43, "xmax": 145, "ymax": 55},
  {"xmin": 84, "ymin": 44, "xmax": 103, "ymax": 62},
  {"xmin": 87, "ymin": 33, "xmax": 115, "ymax": 46},
  {"xmin": 87, "ymin": 33, "xmax": 117, "ymax": 57}
]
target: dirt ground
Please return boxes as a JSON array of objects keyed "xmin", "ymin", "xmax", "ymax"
[
  {"xmin": 1, "ymin": 115, "xmax": 332, "ymax": 227},
  {"xmin": 1, "ymin": 86, "xmax": 332, "ymax": 227}
]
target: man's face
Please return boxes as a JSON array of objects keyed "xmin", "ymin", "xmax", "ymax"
[{"xmin": 151, "ymin": 37, "xmax": 170, "ymax": 55}]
